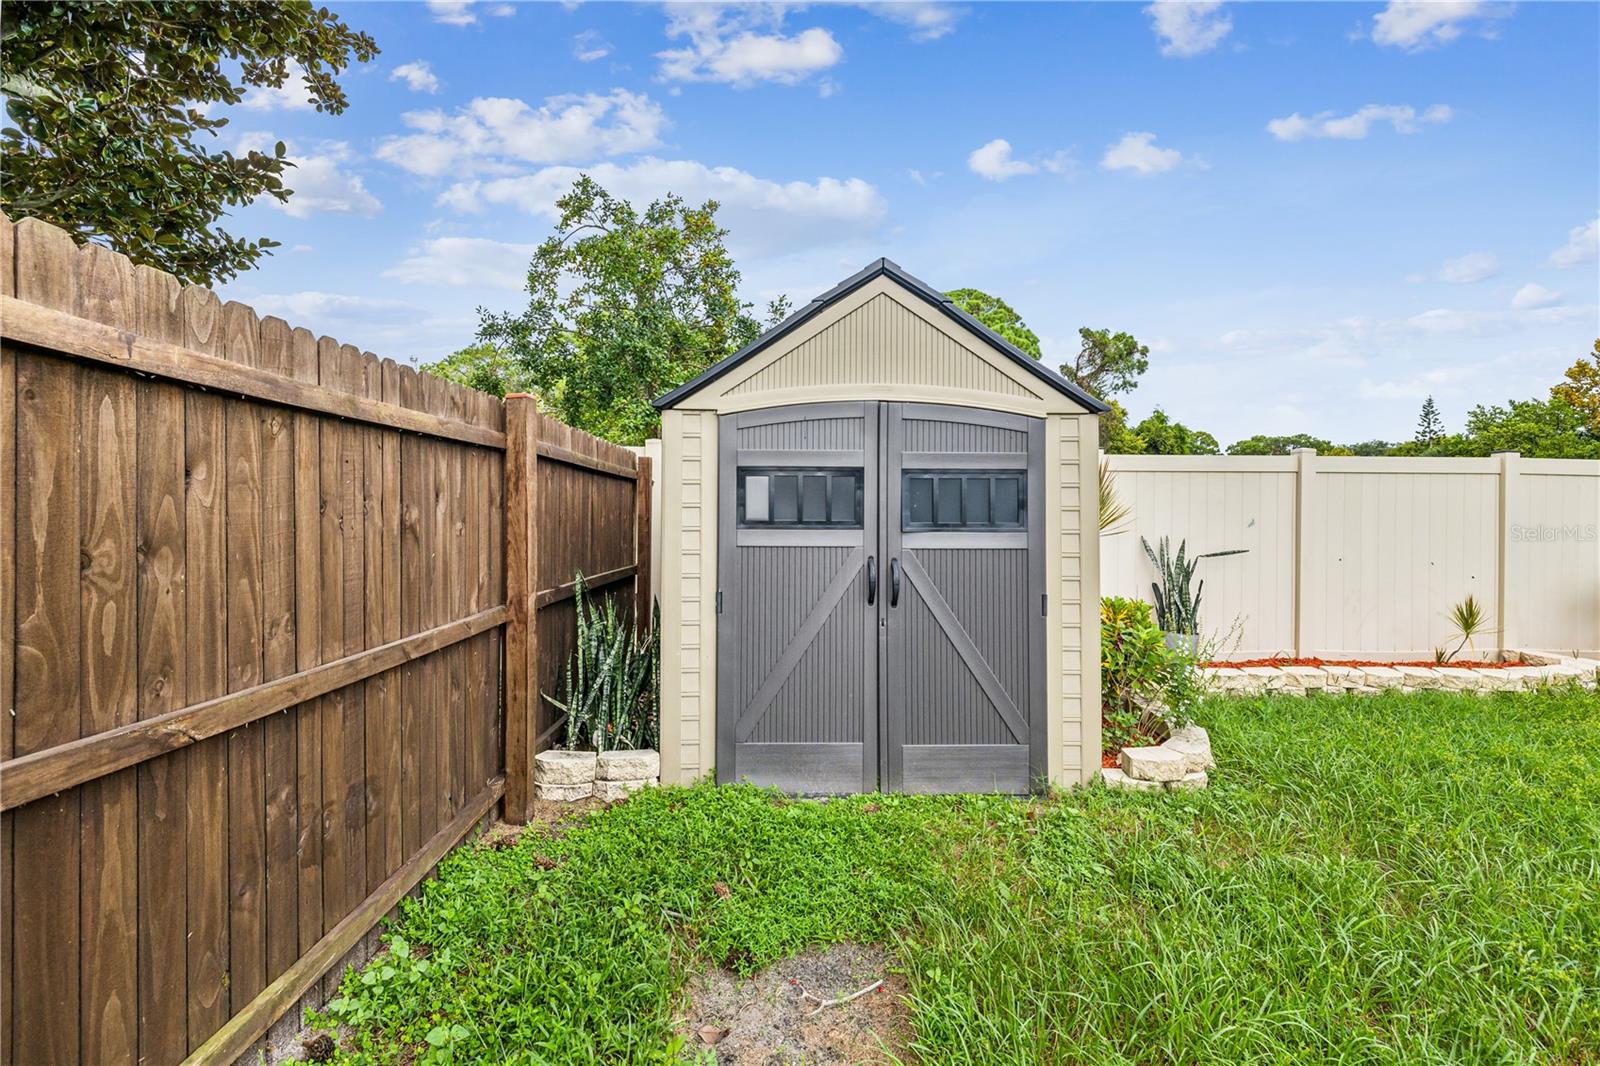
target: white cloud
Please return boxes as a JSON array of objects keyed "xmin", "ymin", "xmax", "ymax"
[
  {"xmin": 375, "ymin": 90, "xmax": 667, "ymax": 177},
  {"xmin": 1433, "ymin": 251, "xmax": 1500, "ymax": 284},
  {"xmin": 384, "ymin": 237, "xmax": 537, "ymax": 290},
  {"xmin": 1145, "ymin": 0, "xmax": 1232, "ymax": 57},
  {"xmin": 1371, "ymin": 1, "xmax": 1510, "ymax": 50},
  {"xmin": 859, "ymin": 2, "xmax": 966, "ymax": 41},
  {"xmin": 1100, "ymin": 131, "xmax": 1185, "ymax": 175},
  {"xmin": 247, "ymin": 291, "xmax": 412, "ymax": 322},
  {"xmin": 427, "ymin": 1, "xmax": 515, "ymax": 26},
  {"xmin": 1405, "ymin": 303, "xmax": 1593, "ymax": 335},
  {"xmin": 968, "ymin": 139, "xmax": 1035, "ymax": 181},
  {"xmin": 239, "ymin": 135, "xmax": 381, "ymax": 218},
  {"xmin": 1511, "ymin": 283, "xmax": 1562, "ymax": 310},
  {"xmin": 437, "ymin": 156, "xmax": 887, "ymax": 259},
  {"xmin": 907, "ymin": 168, "xmax": 927, "ymax": 186},
  {"xmin": 1267, "ymin": 103, "xmax": 1452, "ymax": 141},
  {"xmin": 967, "ymin": 139, "xmax": 1073, "ymax": 181},
  {"xmin": 390, "ymin": 61, "xmax": 441, "ymax": 94},
  {"xmin": 1548, "ymin": 218, "xmax": 1599, "ymax": 268},
  {"xmin": 240, "ymin": 63, "xmax": 314, "ymax": 111},
  {"xmin": 573, "ymin": 30, "xmax": 611, "ymax": 62},
  {"xmin": 659, "ymin": 6, "xmax": 843, "ymax": 86}
]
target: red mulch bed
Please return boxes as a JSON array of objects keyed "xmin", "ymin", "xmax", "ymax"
[
  {"xmin": 1205, "ymin": 656, "xmax": 1528, "ymax": 670},
  {"xmin": 1102, "ymin": 726, "xmax": 1163, "ymax": 767}
]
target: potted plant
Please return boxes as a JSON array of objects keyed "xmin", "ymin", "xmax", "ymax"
[{"xmin": 1141, "ymin": 535, "xmax": 1247, "ymax": 651}]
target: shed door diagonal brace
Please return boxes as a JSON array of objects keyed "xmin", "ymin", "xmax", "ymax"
[
  {"xmin": 733, "ymin": 546, "xmax": 865, "ymax": 743},
  {"xmin": 898, "ymin": 552, "xmax": 1029, "ymax": 745}
]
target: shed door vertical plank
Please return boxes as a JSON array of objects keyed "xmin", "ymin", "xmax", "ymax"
[
  {"xmin": 290, "ymin": 328, "xmax": 323, "ymax": 956},
  {"xmin": 132, "ymin": 263, "xmax": 189, "ymax": 1065},
  {"xmin": 181, "ymin": 282, "xmax": 230, "ymax": 1050},
  {"xmin": 75, "ymin": 244, "xmax": 140, "ymax": 1065},
  {"xmin": 12, "ymin": 216, "xmax": 83, "ymax": 1066},
  {"xmin": 222, "ymin": 300, "xmax": 267, "ymax": 1014},
  {"xmin": 258, "ymin": 317, "xmax": 300, "ymax": 983}
]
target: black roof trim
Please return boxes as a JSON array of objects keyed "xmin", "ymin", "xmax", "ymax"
[{"xmin": 652, "ymin": 258, "xmax": 1109, "ymax": 413}]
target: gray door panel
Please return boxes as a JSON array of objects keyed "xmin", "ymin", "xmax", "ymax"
[
  {"xmin": 717, "ymin": 403, "xmax": 878, "ymax": 793},
  {"xmin": 718, "ymin": 401, "xmax": 1044, "ymax": 795},
  {"xmin": 883, "ymin": 403, "xmax": 1046, "ymax": 794}
]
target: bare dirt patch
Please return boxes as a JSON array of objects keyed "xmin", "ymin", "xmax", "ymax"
[{"xmin": 677, "ymin": 943, "xmax": 912, "ymax": 1065}]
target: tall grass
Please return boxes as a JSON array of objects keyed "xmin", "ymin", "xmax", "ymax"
[{"xmin": 317, "ymin": 686, "xmax": 1600, "ymax": 1065}]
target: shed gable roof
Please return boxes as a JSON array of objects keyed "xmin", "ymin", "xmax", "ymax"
[{"xmin": 653, "ymin": 258, "xmax": 1109, "ymax": 413}]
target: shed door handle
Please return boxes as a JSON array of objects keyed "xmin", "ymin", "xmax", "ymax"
[
  {"xmin": 889, "ymin": 557, "xmax": 901, "ymax": 608},
  {"xmin": 866, "ymin": 554, "xmax": 878, "ymax": 605}
]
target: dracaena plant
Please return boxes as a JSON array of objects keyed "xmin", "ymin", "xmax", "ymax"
[
  {"xmin": 543, "ymin": 574, "xmax": 661, "ymax": 753},
  {"xmin": 1141, "ymin": 535, "xmax": 1248, "ymax": 635}
]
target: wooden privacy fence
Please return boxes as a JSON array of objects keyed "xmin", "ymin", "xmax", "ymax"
[{"xmin": 0, "ymin": 212, "xmax": 653, "ymax": 1066}]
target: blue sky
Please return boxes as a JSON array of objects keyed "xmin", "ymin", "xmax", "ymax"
[{"xmin": 214, "ymin": 0, "xmax": 1600, "ymax": 446}]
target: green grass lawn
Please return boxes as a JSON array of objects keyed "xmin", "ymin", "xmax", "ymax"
[{"xmin": 316, "ymin": 685, "xmax": 1600, "ymax": 1065}]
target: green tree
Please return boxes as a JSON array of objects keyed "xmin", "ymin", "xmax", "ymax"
[
  {"xmin": 944, "ymin": 288, "xmax": 1042, "ymax": 359},
  {"xmin": 1346, "ymin": 439, "xmax": 1394, "ymax": 456},
  {"xmin": 1415, "ymin": 395, "xmax": 1444, "ymax": 446},
  {"xmin": 1062, "ymin": 328, "xmax": 1149, "ymax": 399},
  {"xmin": 1099, "ymin": 399, "xmax": 1146, "ymax": 452},
  {"xmin": 1551, "ymin": 339, "xmax": 1600, "ymax": 435},
  {"xmin": 478, "ymin": 176, "xmax": 788, "ymax": 445},
  {"xmin": 1125, "ymin": 408, "xmax": 1220, "ymax": 455},
  {"xmin": 1, "ymin": 1, "xmax": 378, "ymax": 286},
  {"xmin": 1390, "ymin": 396, "xmax": 1599, "ymax": 459},
  {"xmin": 1227, "ymin": 433, "xmax": 1345, "ymax": 456},
  {"xmin": 422, "ymin": 343, "xmax": 528, "ymax": 399}
]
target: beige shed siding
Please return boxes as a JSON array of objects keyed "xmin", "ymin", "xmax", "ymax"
[
  {"xmin": 658, "ymin": 274, "xmax": 1099, "ymax": 787},
  {"xmin": 728, "ymin": 293, "xmax": 1033, "ymax": 400},
  {"xmin": 658, "ymin": 410, "xmax": 718, "ymax": 783}
]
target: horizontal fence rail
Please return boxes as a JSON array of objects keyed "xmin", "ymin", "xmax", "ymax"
[
  {"xmin": 0, "ymin": 211, "xmax": 652, "ymax": 1066},
  {"xmin": 1101, "ymin": 450, "xmax": 1600, "ymax": 659}
]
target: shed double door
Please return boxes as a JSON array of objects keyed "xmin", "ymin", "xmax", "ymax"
[{"xmin": 717, "ymin": 401, "xmax": 1046, "ymax": 794}]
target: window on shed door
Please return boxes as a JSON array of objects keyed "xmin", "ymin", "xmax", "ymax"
[
  {"xmin": 738, "ymin": 468, "xmax": 864, "ymax": 528},
  {"xmin": 902, "ymin": 471, "xmax": 1025, "ymax": 530}
]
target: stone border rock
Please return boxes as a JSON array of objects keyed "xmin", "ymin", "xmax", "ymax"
[
  {"xmin": 1103, "ymin": 725, "xmax": 1214, "ymax": 793},
  {"xmin": 536, "ymin": 748, "xmax": 661, "ymax": 803},
  {"xmin": 1202, "ymin": 652, "xmax": 1599, "ymax": 697}
]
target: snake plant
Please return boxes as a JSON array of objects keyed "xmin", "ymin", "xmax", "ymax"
[
  {"xmin": 543, "ymin": 573, "xmax": 661, "ymax": 753},
  {"xmin": 1141, "ymin": 535, "xmax": 1248, "ymax": 635}
]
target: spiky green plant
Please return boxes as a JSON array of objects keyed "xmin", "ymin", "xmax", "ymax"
[
  {"xmin": 1140, "ymin": 535, "xmax": 1248, "ymax": 635},
  {"xmin": 543, "ymin": 574, "xmax": 660, "ymax": 753},
  {"xmin": 1099, "ymin": 460, "xmax": 1131, "ymax": 533},
  {"xmin": 1442, "ymin": 593, "xmax": 1487, "ymax": 663}
]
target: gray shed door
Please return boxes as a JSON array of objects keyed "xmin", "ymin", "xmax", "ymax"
[{"xmin": 718, "ymin": 402, "xmax": 1045, "ymax": 794}]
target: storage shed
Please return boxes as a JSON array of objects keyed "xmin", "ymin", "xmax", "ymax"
[{"xmin": 653, "ymin": 260, "xmax": 1106, "ymax": 794}]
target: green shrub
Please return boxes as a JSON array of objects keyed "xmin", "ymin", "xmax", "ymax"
[
  {"xmin": 1100, "ymin": 596, "xmax": 1169, "ymax": 751},
  {"xmin": 544, "ymin": 575, "xmax": 660, "ymax": 752}
]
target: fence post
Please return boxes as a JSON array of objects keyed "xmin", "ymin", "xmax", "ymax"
[
  {"xmin": 1493, "ymin": 451, "xmax": 1520, "ymax": 657},
  {"xmin": 634, "ymin": 455, "xmax": 654, "ymax": 635},
  {"xmin": 502, "ymin": 394, "xmax": 539, "ymax": 822},
  {"xmin": 1291, "ymin": 447, "xmax": 1317, "ymax": 658}
]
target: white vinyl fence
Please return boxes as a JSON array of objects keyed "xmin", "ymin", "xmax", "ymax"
[{"xmin": 1102, "ymin": 451, "xmax": 1600, "ymax": 660}]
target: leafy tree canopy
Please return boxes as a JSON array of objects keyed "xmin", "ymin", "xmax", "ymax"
[
  {"xmin": 1109, "ymin": 408, "xmax": 1219, "ymax": 455},
  {"xmin": 1063, "ymin": 327, "xmax": 1149, "ymax": 399},
  {"xmin": 1551, "ymin": 339, "xmax": 1600, "ymax": 434},
  {"xmin": 422, "ymin": 343, "xmax": 528, "ymax": 399},
  {"xmin": 1391, "ymin": 396, "xmax": 1599, "ymax": 459},
  {"xmin": 1, "ymin": 0, "xmax": 378, "ymax": 286},
  {"xmin": 477, "ymin": 176, "xmax": 789, "ymax": 445},
  {"xmin": 944, "ymin": 288, "xmax": 1042, "ymax": 359},
  {"xmin": 1226, "ymin": 433, "xmax": 1352, "ymax": 456}
]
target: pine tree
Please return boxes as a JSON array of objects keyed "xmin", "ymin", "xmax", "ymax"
[{"xmin": 1416, "ymin": 395, "xmax": 1444, "ymax": 446}]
